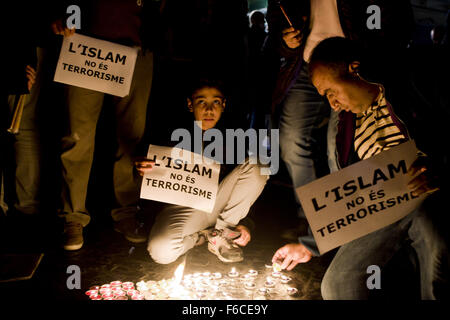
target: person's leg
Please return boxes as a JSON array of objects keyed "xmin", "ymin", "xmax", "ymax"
[
  {"xmin": 147, "ymin": 204, "xmax": 213, "ymax": 264},
  {"xmin": 408, "ymin": 193, "xmax": 450, "ymax": 300},
  {"xmin": 321, "ymin": 218, "xmax": 410, "ymax": 300},
  {"xmin": 111, "ymin": 50, "xmax": 153, "ymax": 222},
  {"xmin": 8, "ymin": 47, "xmax": 45, "ymax": 215},
  {"xmin": 60, "ymin": 86, "xmax": 104, "ymax": 227},
  {"xmin": 279, "ymin": 61, "xmax": 330, "ymax": 217},
  {"xmin": 214, "ymin": 159, "xmax": 269, "ymax": 229}
]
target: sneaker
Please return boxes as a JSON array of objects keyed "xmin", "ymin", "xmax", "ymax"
[
  {"xmin": 206, "ymin": 228, "xmax": 243, "ymax": 263},
  {"xmin": 114, "ymin": 217, "xmax": 147, "ymax": 243},
  {"xmin": 194, "ymin": 228, "xmax": 211, "ymax": 247},
  {"xmin": 63, "ymin": 222, "xmax": 84, "ymax": 251}
]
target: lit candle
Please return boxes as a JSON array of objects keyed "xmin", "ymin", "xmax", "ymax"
[
  {"xmin": 196, "ymin": 287, "xmax": 208, "ymax": 299},
  {"xmin": 131, "ymin": 293, "xmax": 145, "ymax": 300},
  {"xmin": 271, "ymin": 271, "xmax": 281, "ymax": 278},
  {"xmin": 264, "ymin": 277, "xmax": 275, "ymax": 288},
  {"xmin": 248, "ymin": 269, "xmax": 258, "ymax": 277},
  {"xmin": 244, "ymin": 282, "xmax": 256, "ymax": 290},
  {"xmin": 85, "ymin": 289, "xmax": 98, "ymax": 296},
  {"xmin": 228, "ymin": 267, "xmax": 239, "ymax": 278},
  {"xmin": 281, "ymin": 275, "xmax": 292, "ymax": 284},
  {"xmin": 258, "ymin": 287, "xmax": 268, "ymax": 295},
  {"xmin": 286, "ymin": 287, "xmax": 298, "ymax": 296}
]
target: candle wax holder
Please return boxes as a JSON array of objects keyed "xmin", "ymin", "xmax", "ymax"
[
  {"xmin": 228, "ymin": 269, "xmax": 239, "ymax": 278},
  {"xmin": 248, "ymin": 269, "xmax": 258, "ymax": 277},
  {"xmin": 264, "ymin": 278, "xmax": 275, "ymax": 288},
  {"xmin": 244, "ymin": 282, "xmax": 256, "ymax": 290},
  {"xmin": 286, "ymin": 287, "xmax": 298, "ymax": 296},
  {"xmin": 271, "ymin": 271, "xmax": 281, "ymax": 278}
]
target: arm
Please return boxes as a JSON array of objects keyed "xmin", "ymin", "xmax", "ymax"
[{"xmin": 266, "ymin": 0, "xmax": 309, "ymax": 59}]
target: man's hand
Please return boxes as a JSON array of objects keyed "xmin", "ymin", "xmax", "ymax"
[
  {"xmin": 25, "ymin": 65, "xmax": 36, "ymax": 91},
  {"xmin": 272, "ymin": 243, "xmax": 312, "ymax": 271},
  {"xmin": 134, "ymin": 157, "xmax": 155, "ymax": 176},
  {"xmin": 282, "ymin": 27, "xmax": 302, "ymax": 49},
  {"xmin": 51, "ymin": 19, "xmax": 76, "ymax": 37},
  {"xmin": 407, "ymin": 155, "xmax": 439, "ymax": 196},
  {"xmin": 233, "ymin": 225, "xmax": 251, "ymax": 246}
]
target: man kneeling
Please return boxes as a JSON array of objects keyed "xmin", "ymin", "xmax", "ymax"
[{"xmin": 272, "ymin": 37, "xmax": 448, "ymax": 299}]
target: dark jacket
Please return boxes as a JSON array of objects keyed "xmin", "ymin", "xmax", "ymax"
[
  {"xmin": 267, "ymin": 0, "xmax": 414, "ymax": 115},
  {"xmin": 54, "ymin": 0, "xmax": 162, "ymax": 50}
]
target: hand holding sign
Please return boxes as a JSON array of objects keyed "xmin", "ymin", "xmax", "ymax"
[
  {"xmin": 407, "ymin": 155, "xmax": 440, "ymax": 196},
  {"xmin": 134, "ymin": 157, "xmax": 155, "ymax": 176}
]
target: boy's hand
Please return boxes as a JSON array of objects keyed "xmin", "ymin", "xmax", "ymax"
[
  {"xmin": 272, "ymin": 243, "xmax": 312, "ymax": 271},
  {"xmin": 282, "ymin": 27, "xmax": 303, "ymax": 49},
  {"xmin": 134, "ymin": 157, "xmax": 155, "ymax": 176},
  {"xmin": 51, "ymin": 19, "xmax": 76, "ymax": 37},
  {"xmin": 25, "ymin": 65, "xmax": 36, "ymax": 91},
  {"xmin": 407, "ymin": 155, "xmax": 440, "ymax": 196},
  {"xmin": 233, "ymin": 225, "xmax": 251, "ymax": 247}
]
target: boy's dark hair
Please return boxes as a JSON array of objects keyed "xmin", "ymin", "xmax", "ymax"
[
  {"xmin": 187, "ymin": 78, "xmax": 227, "ymax": 99},
  {"xmin": 309, "ymin": 37, "xmax": 364, "ymax": 79}
]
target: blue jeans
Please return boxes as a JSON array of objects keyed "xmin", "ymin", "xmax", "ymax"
[
  {"xmin": 279, "ymin": 61, "xmax": 339, "ymax": 217},
  {"xmin": 321, "ymin": 193, "xmax": 449, "ymax": 300}
]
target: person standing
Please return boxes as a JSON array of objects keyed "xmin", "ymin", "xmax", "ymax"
[{"xmin": 52, "ymin": 0, "xmax": 161, "ymax": 250}]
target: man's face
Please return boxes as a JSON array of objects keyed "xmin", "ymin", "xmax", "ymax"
[
  {"xmin": 188, "ymin": 87, "xmax": 226, "ymax": 130},
  {"xmin": 311, "ymin": 64, "xmax": 369, "ymax": 114}
]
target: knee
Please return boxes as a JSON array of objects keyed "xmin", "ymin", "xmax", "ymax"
[
  {"xmin": 321, "ymin": 271, "xmax": 340, "ymax": 300},
  {"xmin": 147, "ymin": 235, "xmax": 180, "ymax": 265},
  {"xmin": 241, "ymin": 161, "xmax": 270, "ymax": 185}
]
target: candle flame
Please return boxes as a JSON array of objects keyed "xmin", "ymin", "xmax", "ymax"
[
  {"xmin": 173, "ymin": 261, "xmax": 185, "ymax": 286},
  {"xmin": 231, "ymin": 267, "xmax": 236, "ymax": 273}
]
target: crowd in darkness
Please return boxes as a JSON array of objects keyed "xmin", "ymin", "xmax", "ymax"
[{"xmin": 1, "ymin": 0, "xmax": 449, "ymax": 298}]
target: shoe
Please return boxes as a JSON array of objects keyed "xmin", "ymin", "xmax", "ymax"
[
  {"xmin": 194, "ymin": 228, "xmax": 211, "ymax": 247},
  {"xmin": 63, "ymin": 222, "xmax": 84, "ymax": 251},
  {"xmin": 206, "ymin": 227, "xmax": 243, "ymax": 263},
  {"xmin": 114, "ymin": 217, "xmax": 147, "ymax": 243}
]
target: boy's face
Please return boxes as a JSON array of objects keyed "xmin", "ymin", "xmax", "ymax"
[
  {"xmin": 188, "ymin": 87, "xmax": 226, "ymax": 130},
  {"xmin": 311, "ymin": 63, "xmax": 370, "ymax": 114}
]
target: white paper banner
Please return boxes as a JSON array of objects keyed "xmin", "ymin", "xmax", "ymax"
[
  {"xmin": 54, "ymin": 33, "xmax": 138, "ymax": 97},
  {"xmin": 140, "ymin": 145, "xmax": 221, "ymax": 213},
  {"xmin": 297, "ymin": 140, "xmax": 427, "ymax": 254}
]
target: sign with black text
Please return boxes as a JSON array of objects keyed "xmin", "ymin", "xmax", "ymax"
[
  {"xmin": 54, "ymin": 33, "xmax": 138, "ymax": 97},
  {"xmin": 140, "ymin": 145, "xmax": 221, "ymax": 213},
  {"xmin": 297, "ymin": 140, "xmax": 426, "ymax": 254}
]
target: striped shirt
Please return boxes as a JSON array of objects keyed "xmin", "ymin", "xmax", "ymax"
[{"xmin": 354, "ymin": 86, "xmax": 408, "ymax": 160}]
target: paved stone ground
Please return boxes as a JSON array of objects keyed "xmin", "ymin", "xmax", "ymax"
[{"xmin": 0, "ymin": 181, "xmax": 339, "ymax": 301}]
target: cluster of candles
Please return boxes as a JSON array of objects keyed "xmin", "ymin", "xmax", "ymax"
[
  {"xmin": 85, "ymin": 281, "xmax": 145, "ymax": 300},
  {"xmin": 85, "ymin": 263, "xmax": 299, "ymax": 300}
]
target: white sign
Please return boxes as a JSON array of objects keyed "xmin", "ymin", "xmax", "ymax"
[
  {"xmin": 140, "ymin": 145, "xmax": 221, "ymax": 213},
  {"xmin": 296, "ymin": 140, "xmax": 426, "ymax": 254},
  {"xmin": 54, "ymin": 33, "xmax": 138, "ymax": 97}
]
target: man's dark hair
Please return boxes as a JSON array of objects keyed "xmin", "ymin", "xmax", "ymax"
[
  {"xmin": 309, "ymin": 37, "xmax": 364, "ymax": 79},
  {"xmin": 188, "ymin": 78, "xmax": 227, "ymax": 99}
]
